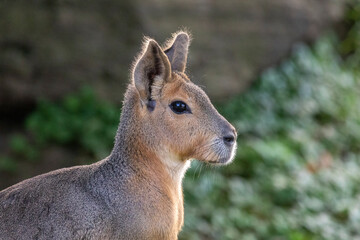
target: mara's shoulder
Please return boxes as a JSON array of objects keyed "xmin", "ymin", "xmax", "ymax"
[{"xmin": 0, "ymin": 164, "xmax": 96, "ymax": 200}]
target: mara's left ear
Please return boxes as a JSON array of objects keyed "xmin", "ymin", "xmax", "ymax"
[
  {"xmin": 133, "ymin": 39, "xmax": 171, "ymax": 110},
  {"xmin": 164, "ymin": 32, "xmax": 190, "ymax": 73}
]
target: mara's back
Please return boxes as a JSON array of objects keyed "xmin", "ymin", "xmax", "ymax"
[
  {"xmin": 0, "ymin": 163, "xmax": 112, "ymax": 239},
  {"xmin": 0, "ymin": 31, "xmax": 237, "ymax": 240}
]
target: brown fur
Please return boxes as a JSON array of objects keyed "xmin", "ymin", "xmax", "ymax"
[{"xmin": 0, "ymin": 31, "xmax": 237, "ymax": 239}]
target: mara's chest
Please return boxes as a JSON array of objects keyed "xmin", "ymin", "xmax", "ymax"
[
  {"xmin": 111, "ymin": 183, "xmax": 184, "ymax": 240},
  {"xmin": 138, "ymin": 187, "xmax": 184, "ymax": 237}
]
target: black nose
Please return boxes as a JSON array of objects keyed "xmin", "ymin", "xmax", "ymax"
[{"xmin": 223, "ymin": 134, "xmax": 235, "ymax": 146}]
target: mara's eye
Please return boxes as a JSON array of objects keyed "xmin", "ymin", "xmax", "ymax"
[{"xmin": 169, "ymin": 101, "xmax": 191, "ymax": 114}]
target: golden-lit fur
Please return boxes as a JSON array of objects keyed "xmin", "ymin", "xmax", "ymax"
[
  {"xmin": 111, "ymin": 31, "xmax": 237, "ymax": 238},
  {"xmin": 0, "ymin": 31, "xmax": 237, "ymax": 240}
]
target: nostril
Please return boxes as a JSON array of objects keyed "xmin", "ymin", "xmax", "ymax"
[{"xmin": 223, "ymin": 135, "xmax": 235, "ymax": 145}]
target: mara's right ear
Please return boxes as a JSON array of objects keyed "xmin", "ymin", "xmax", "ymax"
[
  {"xmin": 164, "ymin": 32, "xmax": 190, "ymax": 73},
  {"xmin": 133, "ymin": 40, "xmax": 171, "ymax": 111}
]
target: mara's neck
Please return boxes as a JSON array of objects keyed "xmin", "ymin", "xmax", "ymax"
[{"xmin": 107, "ymin": 86, "xmax": 190, "ymax": 191}]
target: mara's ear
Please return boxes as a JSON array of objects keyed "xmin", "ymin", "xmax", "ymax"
[
  {"xmin": 133, "ymin": 39, "xmax": 171, "ymax": 110},
  {"xmin": 164, "ymin": 32, "xmax": 190, "ymax": 73}
]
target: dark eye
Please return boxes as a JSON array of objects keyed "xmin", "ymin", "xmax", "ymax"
[{"xmin": 169, "ymin": 101, "xmax": 191, "ymax": 114}]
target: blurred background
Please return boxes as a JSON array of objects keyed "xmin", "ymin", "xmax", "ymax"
[{"xmin": 0, "ymin": 0, "xmax": 359, "ymax": 239}]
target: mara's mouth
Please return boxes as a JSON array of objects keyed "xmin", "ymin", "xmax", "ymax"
[
  {"xmin": 194, "ymin": 140, "xmax": 236, "ymax": 166},
  {"xmin": 201, "ymin": 141, "xmax": 237, "ymax": 165},
  {"xmin": 207, "ymin": 157, "xmax": 233, "ymax": 165}
]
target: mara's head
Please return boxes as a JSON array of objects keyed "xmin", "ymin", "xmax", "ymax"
[{"xmin": 126, "ymin": 31, "xmax": 237, "ymax": 165}]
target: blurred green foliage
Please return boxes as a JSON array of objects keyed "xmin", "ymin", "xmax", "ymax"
[
  {"xmin": 0, "ymin": 88, "xmax": 120, "ymax": 173},
  {"xmin": 26, "ymin": 87, "xmax": 121, "ymax": 159},
  {"xmin": 180, "ymin": 3, "xmax": 360, "ymax": 239},
  {"xmin": 10, "ymin": 134, "xmax": 38, "ymax": 162},
  {"xmin": 340, "ymin": 0, "xmax": 360, "ymax": 69},
  {"xmin": 0, "ymin": 156, "xmax": 18, "ymax": 173},
  {"xmin": 0, "ymin": 134, "xmax": 37, "ymax": 172}
]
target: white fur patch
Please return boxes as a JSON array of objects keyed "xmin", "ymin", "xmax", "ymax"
[
  {"xmin": 158, "ymin": 150, "xmax": 191, "ymax": 196},
  {"xmin": 228, "ymin": 141, "xmax": 237, "ymax": 164}
]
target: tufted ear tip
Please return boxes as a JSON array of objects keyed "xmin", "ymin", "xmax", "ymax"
[
  {"xmin": 147, "ymin": 39, "xmax": 160, "ymax": 50},
  {"xmin": 164, "ymin": 31, "xmax": 191, "ymax": 73},
  {"xmin": 142, "ymin": 39, "xmax": 163, "ymax": 59},
  {"xmin": 175, "ymin": 32, "xmax": 190, "ymax": 44}
]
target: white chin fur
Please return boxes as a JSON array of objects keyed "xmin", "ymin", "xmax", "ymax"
[
  {"xmin": 206, "ymin": 140, "xmax": 237, "ymax": 165},
  {"xmin": 227, "ymin": 141, "xmax": 237, "ymax": 164}
]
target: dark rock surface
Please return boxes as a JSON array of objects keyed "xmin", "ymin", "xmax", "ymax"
[
  {"xmin": 0, "ymin": 1, "xmax": 142, "ymax": 111},
  {"xmin": 138, "ymin": 0, "xmax": 345, "ymax": 99},
  {"xmin": 0, "ymin": 0, "xmax": 345, "ymax": 109}
]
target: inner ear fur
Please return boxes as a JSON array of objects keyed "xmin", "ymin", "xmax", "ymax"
[
  {"xmin": 133, "ymin": 40, "xmax": 171, "ymax": 106},
  {"xmin": 164, "ymin": 31, "xmax": 190, "ymax": 73}
]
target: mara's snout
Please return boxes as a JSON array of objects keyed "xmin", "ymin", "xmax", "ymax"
[
  {"xmin": 212, "ymin": 123, "xmax": 237, "ymax": 165},
  {"xmin": 201, "ymin": 117, "xmax": 238, "ymax": 165}
]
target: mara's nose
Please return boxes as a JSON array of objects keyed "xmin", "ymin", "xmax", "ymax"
[{"xmin": 222, "ymin": 127, "xmax": 237, "ymax": 147}]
